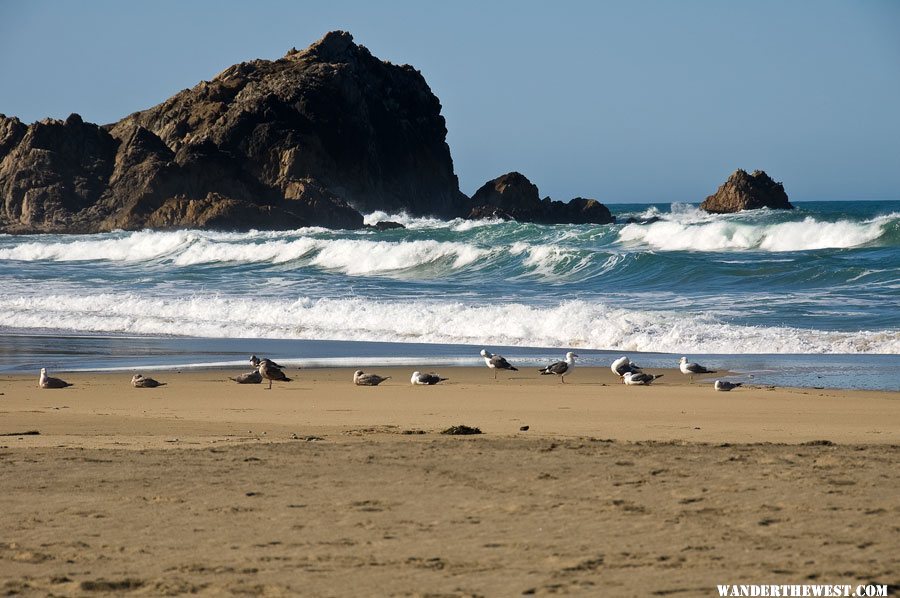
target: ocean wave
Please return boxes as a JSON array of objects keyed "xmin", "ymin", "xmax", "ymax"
[
  {"xmin": 618, "ymin": 214, "xmax": 897, "ymax": 252},
  {"xmin": 1, "ymin": 294, "xmax": 896, "ymax": 354},
  {"xmin": 361, "ymin": 211, "xmax": 504, "ymax": 231},
  {"xmin": 0, "ymin": 228, "xmax": 602, "ymax": 280},
  {"xmin": 308, "ymin": 239, "xmax": 488, "ymax": 274},
  {"xmin": 0, "ymin": 230, "xmax": 493, "ymax": 275}
]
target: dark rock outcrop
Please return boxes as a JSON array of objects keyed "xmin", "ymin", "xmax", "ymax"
[
  {"xmin": 367, "ymin": 220, "xmax": 406, "ymax": 231},
  {"xmin": 0, "ymin": 114, "xmax": 118, "ymax": 232},
  {"xmin": 468, "ymin": 172, "xmax": 614, "ymax": 225},
  {"xmin": 0, "ymin": 31, "xmax": 464, "ymax": 233},
  {"xmin": 700, "ymin": 169, "xmax": 793, "ymax": 213}
]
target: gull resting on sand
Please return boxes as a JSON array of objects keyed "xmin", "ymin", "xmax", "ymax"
[
  {"xmin": 131, "ymin": 374, "xmax": 166, "ymax": 388},
  {"xmin": 622, "ymin": 371, "xmax": 663, "ymax": 386},
  {"xmin": 39, "ymin": 368, "xmax": 72, "ymax": 389},
  {"xmin": 410, "ymin": 371, "xmax": 448, "ymax": 385},
  {"xmin": 354, "ymin": 370, "xmax": 391, "ymax": 386}
]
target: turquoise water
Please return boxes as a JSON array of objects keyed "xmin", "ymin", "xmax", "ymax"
[{"xmin": 0, "ymin": 200, "xmax": 897, "ymax": 386}]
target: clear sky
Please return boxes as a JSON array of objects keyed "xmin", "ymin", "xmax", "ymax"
[{"xmin": 1, "ymin": 0, "xmax": 898, "ymax": 203}]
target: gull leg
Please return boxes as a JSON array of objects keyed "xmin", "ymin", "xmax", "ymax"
[
  {"xmin": 494, "ymin": 370, "xmax": 497, "ymax": 380},
  {"xmin": 268, "ymin": 379, "xmax": 272, "ymax": 390}
]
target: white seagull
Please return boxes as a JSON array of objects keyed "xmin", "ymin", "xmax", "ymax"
[
  {"xmin": 480, "ymin": 349, "xmax": 519, "ymax": 379},
  {"xmin": 39, "ymin": 368, "xmax": 72, "ymax": 389},
  {"xmin": 679, "ymin": 356, "xmax": 716, "ymax": 382},
  {"xmin": 714, "ymin": 380, "xmax": 742, "ymax": 392},
  {"xmin": 611, "ymin": 355, "xmax": 642, "ymax": 377},
  {"xmin": 410, "ymin": 371, "xmax": 448, "ymax": 385},
  {"xmin": 538, "ymin": 352, "xmax": 578, "ymax": 384},
  {"xmin": 623, "ymin": 371, "xmax": 663, "ymax": 385}
]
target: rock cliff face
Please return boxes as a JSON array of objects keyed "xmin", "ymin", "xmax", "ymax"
[
  {"xmin": 468, "ymin": 172, "xmax": 614, "ymax": 225},
  {"xmin": 0, "ymin": 31, "xmax": 465, "ymax": 233},
  {"xmin": 700, "ymin": 169, "xmax": 793, "ymax": 213}
]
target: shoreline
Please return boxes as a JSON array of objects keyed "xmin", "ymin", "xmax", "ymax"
[
  {"xmin": 2, "ymin": 366, "xmax": 897, "ymax": 448},
  {"xmin": 2, "ymin": 333, "xmax": 899, "ymax": 391}
]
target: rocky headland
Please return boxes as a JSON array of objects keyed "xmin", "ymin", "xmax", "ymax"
[{"xmin": 0, "ymin": 31, "xmax": 615, "ymax": 233}]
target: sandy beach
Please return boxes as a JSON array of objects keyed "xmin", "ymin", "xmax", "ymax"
[{"xmin": 1, "ymin": 367, "xmax": 898, "ymax": 595}]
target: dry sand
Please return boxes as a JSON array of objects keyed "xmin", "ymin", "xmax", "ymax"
[{"xmin": 1, "ymin": 367, "xmax": 898, "ymax": 596}]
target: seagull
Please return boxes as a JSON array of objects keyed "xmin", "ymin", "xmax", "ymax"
[
  {"xmin": 131, "ymin": 374, "xmax": 166, "ymax": 388},
  {"xmin": 230, "ymin": 367, "xmax": 263, "ymax": 384},
  {"xmin": 714, "ymin": 380, "xmax": 742, "ymax": 392},
  {"xmin": 39, "ymin": 368, "xmax": 72, "ymax": 389},
  {"xmin": 259, "ymin": 360, "xmax": 292, "ymax": 390},
  {"xmin": 480, "ymin": 349, "xmax": 519, "ymax": 379},
  {"xmin": 410, "ymin": 371, "xmax": 448, "ymax": 385},
  {"xmin": 538, "ymin": 352, "xmax": 578, "ymax": 383},
  {"xmin": 354, "ymin": 370, "xmax": 391, "ymax": 386},
  {"xmin": 250, "ymin": 355, "xmax": 285, "ymax": 369},
  {"xmin": 679, "ymin": 356, "xmax": 716, "ymax": 382},
  {"xmin": 622, "ymin": 371, "xmax": 663, "ymax": 385},
  {"xmin": 611, "ymin": 355, "xmax": 642, "ymax": 377}
]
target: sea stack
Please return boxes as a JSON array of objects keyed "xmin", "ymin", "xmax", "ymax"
[
  {"xmin": 700, "ymin": 169, "xmax": 793, "ymax": 213},
  {"xmin": 468, "ymin": 172, "xmax": 614, "ymax": 224}
]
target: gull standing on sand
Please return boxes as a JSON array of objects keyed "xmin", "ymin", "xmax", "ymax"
[
  {"xmin": 622, "ymin": 371, "xmax": 663, "ymax": 386},
  {"xmin": 714, "ymin": 380, "xmax": 742, "ymax": 392},
  {"xmin": 39, "ymin": 368, "xmax": 72, "ymax": 389},
  {"xmin": 131, "ymin": 374, "xmax": 166, "ymax": 388},
  {"xmin": 410, "ymin": 371, "xmax": 448, "ymax": 385},
  {"xmin": 480, "ymin": 349, "xmax": 519, "ymax": 379},
  {"xmin": 538, "ymin": 352, "xmax": 578, "ymax": 383},
  {"xmin": 250, "ymin": 355, "xmax": 285, "ymax": 369},
  {"xmin": 679, "ymin": 356, "xmax": 716, "ymax": 382},
  {"xmin": 354, "ymin": 370, "xmax": 391, "ymax": 386},
  {"xmin": 259, "ymin": 360, "xmax": 292, "ymax": 390},
  {"xmin": 611, "ymin": 355, "xmax": 642, "ymax": 378}
]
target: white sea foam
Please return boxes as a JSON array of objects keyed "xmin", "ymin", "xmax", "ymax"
[
  {"xmin": 619, "ymin": 215, "xmax": 894, "ymax": 252},
  {"xmin": 1, "ymin": 293, "xmax": 896, "ymax": 354},
  {"xmin": 0, "ymin": 230, "xmax": 494, "ymax": 275},
  {"xmin": 309, "ymin": 239, "xmax": 488, "ymax": 274},
  {"xmin": 362, "ymin": 211, "xmax": 504, "ymax": 231}
]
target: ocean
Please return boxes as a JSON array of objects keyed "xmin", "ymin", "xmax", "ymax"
[{"xmin": 1, "ymin": 200, "xmax": 898, "ymax": 389}]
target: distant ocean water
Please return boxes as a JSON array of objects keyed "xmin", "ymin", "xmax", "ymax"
[{"xmin": 0, "ymin": 200, "xmax": 898, "ymax": 388}]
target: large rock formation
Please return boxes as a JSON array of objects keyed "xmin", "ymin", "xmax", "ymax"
[
  {"xmin": 700, "ymin": 169, "xmax": 793, "ymax": 213},
  {"xmin": 0, "ymin": 31, "xmax": 467, "ymax": 233},
  {"xmin": 468, "ymin": 172, "xmax": 614, "ymax": 225}
]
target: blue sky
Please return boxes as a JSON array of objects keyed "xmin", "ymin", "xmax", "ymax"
[{"xmin": 1, "ymin": 0, "xmax": 898, "ymax": 203}]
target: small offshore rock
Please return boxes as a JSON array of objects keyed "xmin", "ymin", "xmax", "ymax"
[
  {"xmin": 367, "ymin": 220, "xmax": 406, "ymax": 231},
  {"xmin": 700, "ymin": 169, "xmax": 793, "ymax": 213}
]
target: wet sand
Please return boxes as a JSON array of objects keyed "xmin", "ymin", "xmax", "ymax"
[{"xmin": 1, "ymin": 367, "xmax": 898, "ymax": 595}]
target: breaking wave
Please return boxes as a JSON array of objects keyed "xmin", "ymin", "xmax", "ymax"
[
  {"xmin": 0, "ymin": 230, "xmax": 492, "ymax": 275},
  {"xmin": 1, "ymin": 201, "xmax": 898, "ymax": 357},
  {"xmin": 619, "ymin": 213, "xmax": 898, "ymax": 252},
  {"xmin": 1, "ymin": 294, "xmax": 897, "ymax": 354}
]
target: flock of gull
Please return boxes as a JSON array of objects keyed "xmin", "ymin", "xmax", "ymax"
[{"xmin": 37, "ymin": 352, "xmax": 742, "ymax": 391}]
